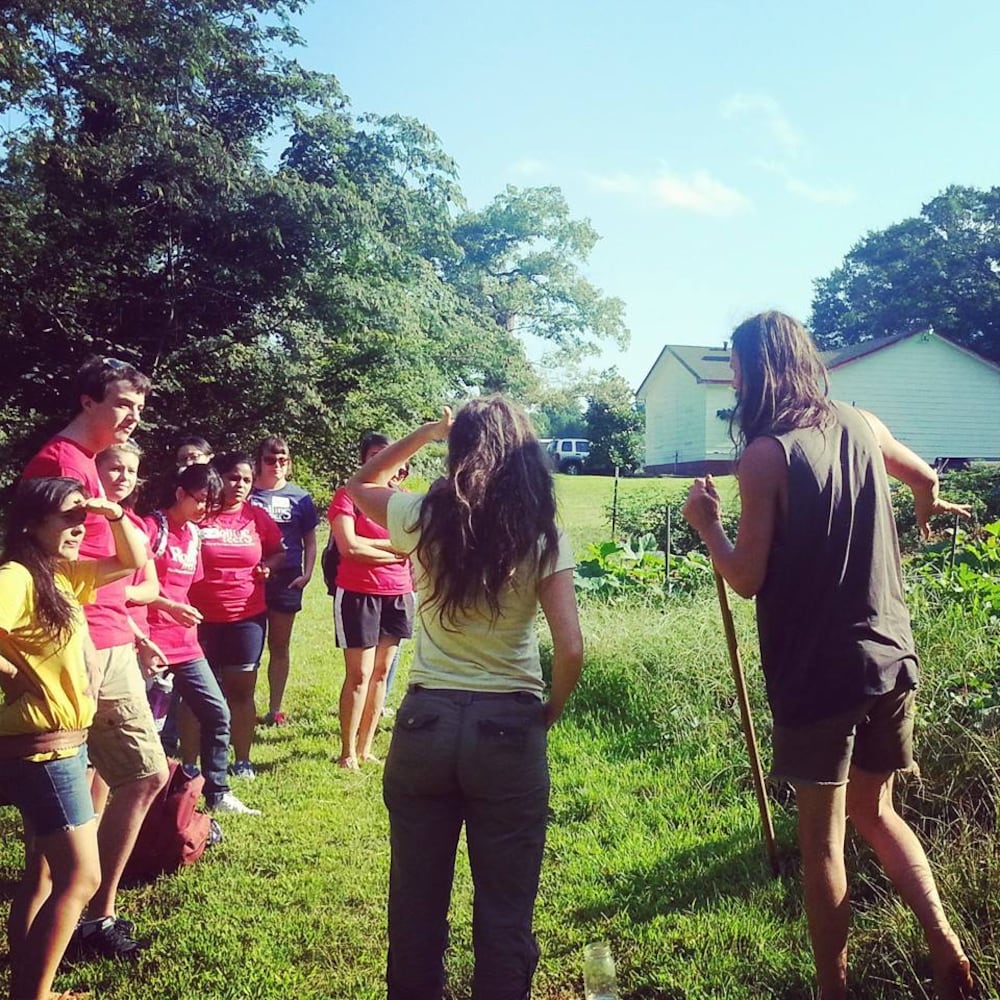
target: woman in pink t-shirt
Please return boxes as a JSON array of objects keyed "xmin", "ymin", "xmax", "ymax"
[
  {"xmin": 144, "ymin": 463, "xmax": 258, "ymax": 814},
  {"xmin": 329, "ymin": 433, "xmax": 413, "ymax": 770},
  {"xmin": 189, "ymin": 453, "xmax": 284, "ymax": 781}
]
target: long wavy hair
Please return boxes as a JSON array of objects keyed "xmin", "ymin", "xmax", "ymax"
[
  {"xmin": 729, "ymin": 311, "xmax": 832, "ymax": 453},
  {"xmin": 415, "ymin": 396, "xmax": 559, "ymax": 626},
  {"xmin": 2, "ymin": 477, "xmax": 87, "ymax": 645}
]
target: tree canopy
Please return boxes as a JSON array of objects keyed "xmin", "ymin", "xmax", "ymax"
[
  {"xmin": 0, "ymin": 0, "xmax": 626, "ymax": 489},
  {"xmin": 810, "ymin": 185, "xmax": 1000, "ymax": 363}
]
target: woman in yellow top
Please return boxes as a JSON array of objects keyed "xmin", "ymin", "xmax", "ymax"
[{"xmin": 0, "ymin": 476, "xmax": 147, "ymax": 1000}]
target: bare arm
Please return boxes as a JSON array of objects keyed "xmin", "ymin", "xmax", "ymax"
[
  {"xmin": 539, "ymin": 569, "xmax": 584, "ymax": 728},
  {"xmin": 347, "ymin": 408, "xmax": 454, "ymax": 527},
  {"xmin": 86, "ymin": 499, "xmax": 149, "ymax": 587},
  {"xmin": 289, "ymin": 528, "xmax": 318, "ymax": 590},
  {"xmin": 126, "ymin": 616, "xmax": 168, "ymax": 677},
  {"xmin": 332, "ymin": 514, "xmax": 406, "ymax": 565},
  {"xmin": 149, "ymin": 594, "xmax": 204, "ymax": 628},
  {"xmin": 860, "ymin": 409, "xmax": 972, "ymax": 538},
  {"xmin": 682, "ymin": 438, "xmax": 785, "ymax": 598},
  {"xmin": 125, "ymin": 559, "xmax": 159, "ymax": 606},
  {"xmin": 0, "ymin": 649, "xmax": 44, "ymax": 701}
]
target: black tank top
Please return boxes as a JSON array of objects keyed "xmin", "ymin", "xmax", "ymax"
[{"xmin": 755, "ymin": 402, "xmax": 918, "ymax": 726}]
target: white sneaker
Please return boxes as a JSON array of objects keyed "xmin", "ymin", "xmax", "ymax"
[{"xmin": 212, "ymin": 792, "xmax": 260, "ymax": 816}]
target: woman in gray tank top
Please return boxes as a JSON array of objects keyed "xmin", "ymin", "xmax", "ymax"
[{"xmin": 683, "ymin": 312, "xmax": 975, "ymax": 999}]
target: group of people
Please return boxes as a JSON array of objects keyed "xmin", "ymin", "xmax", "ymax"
[{"xmin": 0, "ymin": 311, "xmax": 980, "ymax": 1000}]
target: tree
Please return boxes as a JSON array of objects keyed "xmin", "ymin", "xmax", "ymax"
[
  {"xmin": 0, "ymin": 2, "xmax": 629, "ymax": 490},
  {"xmin": 448, "ymin": 186, "xmax": 629, "ymax": 359},
  {"xmin": 810, "ymin": 185, "xmax": 1000, "ymax": 362},
  {"xmin": 583, "ymin": 369, "xmax": 643, "ymax": 473}
]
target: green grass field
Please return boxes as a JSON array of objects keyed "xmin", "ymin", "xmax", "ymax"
[{"xmin": 1, "ymin": 474, "xmax": 997, "ymax": 999}]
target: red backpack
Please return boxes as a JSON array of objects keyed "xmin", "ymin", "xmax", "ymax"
[{"xmin": 124, "ymin": 762, "xmax": 214, "ymax": 880}]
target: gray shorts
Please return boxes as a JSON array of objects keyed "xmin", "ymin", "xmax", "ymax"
[{"xmin": 771, "ymin": 686, "xmax": 917, "ymax": 786}]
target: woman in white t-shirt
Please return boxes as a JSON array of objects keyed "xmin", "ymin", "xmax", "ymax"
[{"xmin": 346, "ymin": 395, "xmax": 583, "ymax": 1000}]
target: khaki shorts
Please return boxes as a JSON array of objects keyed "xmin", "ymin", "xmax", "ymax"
[
  {"xmin": 771, "ymin": 686, "xmax": 917, "ymax": 787},
  {"xmin": 87, "ymin": 644, "xmax": 168, "ymax": 790}
]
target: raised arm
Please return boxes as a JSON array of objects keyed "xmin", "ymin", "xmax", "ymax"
[
  {"xmin": 346, "ymin": 408, "xmax": 453, "ymax": 528},
  {"xmin": 859, "ymin": 409, "xmax": 972, "ymax": 538},
  {"xmin": 86, "ymin": 498, "xmax": 148, "ymax": 587}
]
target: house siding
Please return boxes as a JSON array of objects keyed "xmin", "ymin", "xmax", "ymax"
[
  {"xmin": 641, "ymin": 353, "xmax": 709, "ymax": 468},
  {"xmin": 829, "ymin": 334, "xmax": 1000, "ymax": 461}
]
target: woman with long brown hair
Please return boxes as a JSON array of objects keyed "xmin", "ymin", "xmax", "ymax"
[
  {"xmin": 346, "ymin": 396, "xmax": 583, "ymax": 1000},
  {"xmin": 0, "ymin": 477, "xmax": 147, "ymax": 1000},
  {"xmin": 683, "ymin": 311, "xmax": 975, "ymax": 999}
]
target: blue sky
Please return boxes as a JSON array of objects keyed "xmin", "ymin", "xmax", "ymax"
[{"xmin": 291, "ymin": 1, "xmax": 998, "ymax": 389}]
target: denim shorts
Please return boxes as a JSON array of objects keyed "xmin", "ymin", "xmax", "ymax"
[
  {"xmin": 199, "ymin": 613, "xmax": 268, "ymax": 673},
  {"xmin": 0, "ymin": 748, "xmax": 96, "ymax": 837},
  {"xmin": 265, "ymin": 567, "xmax": 305, "ymax": 614}
]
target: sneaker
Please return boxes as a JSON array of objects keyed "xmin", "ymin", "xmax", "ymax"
[
  {"xmin": 67, "ymin": 916, "xmax": 147, "ymax": 961},
  {"xmin": 264, "ymin": 710, "xmax": 288, "ymax": 726},
  {"xmin": 211, "ymin": 792, "xmax": 260, "ymax": 815},
  {"xmin": 229, "ymin": 760, "xmax": 257, "ymax": 780},
  {"xmin": 208, "ymin": 817, "xmax": 225, "ymax": 846}
]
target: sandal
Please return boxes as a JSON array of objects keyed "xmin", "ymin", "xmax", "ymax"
[
  {"xmin": 336, "ymin": 755, "xmax": 360, "ymax": 771},
  {"xmin": 360, "ymin": 754, "xmax": 383, "ymax": 766}
]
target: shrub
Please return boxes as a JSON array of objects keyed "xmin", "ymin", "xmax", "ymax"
[
  {"xmin": 607, "ymin": 493, "xmax": 741, "ymax": 558},
  {"xmin": 574, "ymin": 534, "xmax": 714, "ymax": 603}
]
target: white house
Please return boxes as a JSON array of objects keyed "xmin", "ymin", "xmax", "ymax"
[{"xmin": 637, "ymin": 330, "xmax": 1000, "ymax": 475}]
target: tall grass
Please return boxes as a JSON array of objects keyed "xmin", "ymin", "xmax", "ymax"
[{"xmin": 0, "ymin": 476, "xmax": 996, "ymax": 998}]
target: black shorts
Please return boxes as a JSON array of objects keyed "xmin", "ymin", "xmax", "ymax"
[
  {"xmin": 333, "ymin": 590, "xmax": 414, "ymax": 649},
  {"xmin": 265, "ymin": 567, "xmax": 305, "ymax": 614}
]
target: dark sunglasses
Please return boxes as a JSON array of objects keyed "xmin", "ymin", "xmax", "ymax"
[{"xmin": 262, "ymin": 455, "xmax": 289, "ymax": 466}]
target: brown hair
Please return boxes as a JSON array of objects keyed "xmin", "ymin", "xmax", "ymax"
[
  {"xmin": 414, "ymin": 396, "xmax": 559, "ymax": 627},
  {"xmin": 729, "ymin": 311, "xmax": 832, "ymax": 452},
  {"xmin": 2, "ymin": 478, "xmax": 87, "ymax": 644}
]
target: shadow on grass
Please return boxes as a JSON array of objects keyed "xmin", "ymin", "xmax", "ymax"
[{"xmin": 570, "ymin": 831, "xmax": 800, "ymax": 927}]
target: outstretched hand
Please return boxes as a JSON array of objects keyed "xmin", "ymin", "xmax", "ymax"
[{"xmin": 915, "ymin": 496, "xmax": 973, "ymax": 541}]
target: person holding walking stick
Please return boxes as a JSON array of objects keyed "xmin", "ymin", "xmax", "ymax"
[{"xmin": 682, "ymin": 311, "xmax": 975, "ymax": 1000}]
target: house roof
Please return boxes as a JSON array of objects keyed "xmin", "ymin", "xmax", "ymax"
[
  {"xmin": 637, "ymin": 329, "xmax": 1000, "ymax": 396},
  {"xmin": 636, "ymin": 344, "xmax": 733, "ymax": 396}
]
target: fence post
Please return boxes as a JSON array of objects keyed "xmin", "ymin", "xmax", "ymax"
[
  {"xmin": 611, "ymin": 466, "xmax": 620, "ymax": 539},
  {"xmin": 665, "ymin": 502, "xmax": 672, "ymax": 596}
]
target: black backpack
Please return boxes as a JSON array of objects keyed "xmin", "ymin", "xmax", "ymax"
[
  {"xmin": 322, "ymin": 500, "xmax": 360, "ymax": 595},
  {"xmin": 321, "ymin": 537, "xmax": 340, "ymax": 596}
]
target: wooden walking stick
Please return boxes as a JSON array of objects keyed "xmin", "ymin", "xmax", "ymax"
[{"xmin": 713, "ymin": 568, "xmax": 780, "ymax": 877}]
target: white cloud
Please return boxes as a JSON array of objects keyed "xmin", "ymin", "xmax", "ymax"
[
  {"xmin": 721, "ymin": 93, "xmax": 802, "ymax": 156},
  {"xmin": 753, "ymin": 158, "xmax": 856, "ymax": 205},
  {"xmin": 587, "ymin": 170, "xmax": 750, "ymax": 217},
  {"xmin": 650, "ymin": 170, "xmax": 751, "ymax": 216},
  {"xmin": 587, "ymin": 172, "xmax": 642, "ymax": 195},
  {"xmin": 509, "ymin": 157, "xmax": 550, "ymax": 177}
]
